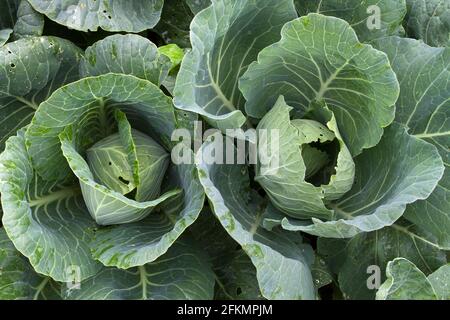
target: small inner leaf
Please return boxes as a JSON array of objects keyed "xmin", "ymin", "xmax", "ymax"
[
  {"xmin": 292, "ymin": 119, "xmax": 335, "ymax": 144},
  {"xmin": 86, "ymin": 128, "xmax": 170, "ymax": 201},
  {"xmin": 115, "ymin": 109, "xmax": 140, "ymax": 188},
  {"xmin": 86, "ymin": 133, "xmax": 137, "ymax": 196},
  {"xmin": 301, "ymin": 145, "xmax": 330, "ymax": 180},
  {"xmin": 293, "ymin": 118, "xmax": 339, "ymax": 185}
]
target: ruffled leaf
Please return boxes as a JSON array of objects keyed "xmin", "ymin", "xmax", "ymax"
[
  {"xmin": 0, "ymin": 130, "xmax": 102, "ymax": 282},
  {"xmin": 373, "ymin": 37, "xmax": 450, "ymax": 249},
  {"xmin": 240, "ymin": 13, "xmax": 399, "ymax": 156},
  {"xmin": 295, "ymin": 0, "xmax": 407, "ymax": 42},
  {"xmin": 0, "ymin": 36, "xmax": 82, "ymax": 152},
  {"xmin": 0, "ymin": 228, "xmax": 61, "ymax": 300},
  {"xmin": 80, "ymin": 34, "xmax": 171, "ymax": 86},
  {"xmin": 64, "ymin": 237, "xmax": 215, "ymax": 300},
  {"xmin": 28, "ymin": 0, "xmax": 164, "ymax": 32},
  {"xmin": 376, "ymin": 258, "xmax": 445, "ymax": 300},
  {"xmin": 405, "ymin": 0, "xmax": 450, "ymax": 47},
  {"xmin": 174, "ymin": 0, "xmax": 298, "ymax": 131},
  {"xmin": 318, "ymin": 220, "xmax": 446, "ymax": 299},
  {"xmin": 264, "ymin": 123, "xmax": 444, "ymax": 238}
]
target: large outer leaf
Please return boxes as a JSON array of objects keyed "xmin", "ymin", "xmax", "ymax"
[
  {"xmin": 405, "ymin": 0, "xmax": 450, "ymax": 47},
  {"xmin": 295, "ymin": 0, "xmax": 407, "ymax": 42},
  {"xmin": 174, "ymin": 0, "xmax": 298, "ymax": 131},
  {"xmin": 154, "ymin": 0, "xmax": 197, "ymax": 48},
  {"xmin": 0, "ymin": 29, "xmax": 13, "ymax": 46},
  {"xmin": 64, "ymin": 238, "xmax": 215, "ymax": 300},
  {"xmin": 0, "ymin": 36, "xmax": 82, "ymax": 152},
  {"xmin": 0, "ymin": 130, "xmax": 102, "ymax": 282},
  {"xmin": 428, "ymin": 264, "xmax": 450, "ymax": 299},
  {"xmin": 196, "ymin": 141, "xmax": 316, "ymax": 300},
  {"xmin": 154, "ymin": 0, "xmax": 211, "ymax": 47},
  {"xmin": 190, "ymin": 208, "xmax": 263, "ymax": 300},
  {"xmin": 0, "ymin": 1, "xmax": 17, "ymax": 30},
  {"xmin": 80, "ymin": 34, "xmax": 171, "ymax": 86},
  {"xmin": 0, "ymin": 0, "xmax": 44, "ymax": 44},
  {"xmin": 240, "ymin": 13, "xmax": 399, "ymax": 156},
  {"xmin": 26, "ymin": 73, "xmax": 177, "ymax": 182},
  {"xmin": 87, "ymin": 157, "xmax": 205, "ymax": 269},
  {"xmin": 0, "ymin": 228, "xmax": 61, "ymax": 300},
  {"xmin": 214, "ymin": 250, "xmax": 264, "ymax": 300},
  {"xmin": 376, "ymin": 258, "xmax": 438, "ymax": 300},
  {"xmin": 13, "ymin": 0, "xmax": 45, "ymax": 39},
  {"xmin": 186, "ymin": 0, "xmax": 211, "ymax": 14},
  {"xmin": 264, "ymin": 123, "xmax": 444, "ymax": 238},
  {"xmin": 28, "ymin": 0, "xmax": 164, "ymax": 32},
  {"xmin": 318, "ymin": 220, "xmax": 447, "ymax": 299},
  {"xmin": 373, "ymin": 37, "xmax": 450, "ymax": 249}
]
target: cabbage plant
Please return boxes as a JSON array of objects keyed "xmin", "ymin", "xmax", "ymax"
[
  {"xmin": 0, "ymin": 0, "xmax": 449, "ymax": 301},
  {"xmin": 176, "ymin": 0, "xmax": 449, "ymax": 300},
  {"xmin": 0, "ymin": 34, "xmax": 213, "ymax": 299}
]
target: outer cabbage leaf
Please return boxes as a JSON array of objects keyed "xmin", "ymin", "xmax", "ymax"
[
  {"xmin": 0, "ymin": 0, "xmax": 44, "ymax": 45},
  {"xmin": 186, "ymin": 0, "xmax": 211, "ymax": 14},
  {"xmin": 174, "ymin": 0, "xmax": 298, "ymax": 131},
  {"xmin": 311, "ymin": 256, "xmax": 333, "ymax": 290},
  {"xmin": 28, "ymin": 0, "xmax": 163, "ymax": 32},
  {"xmin": 264, "ymin": 123, "xmax": 444, "ymax": 238},
  {"xmin": 0, "ymin": 228, "xmax": 61, "ymax": 300},
  {"xmin": 0, "ymin": 29, "xmax": 13, "ymax": 46},
  {"xmin": 79, "ymin": 35, "xmax": 191, "ymax": 129},
  {"xmin": 190, "ymin": 208, "xmax": 263, "ymax": 300},
  {"xmin": 196, "ymin": 140, "xmax": 316, "ymax": 300},
  {"xmin": 294, "ymin": 0, "xmax": 407, "ymax": 42},
  {"xmin": 428, "ymin": 264, "xmax": 450, "ymax": 299},
  {"xmin": 373, "ymin": 37, "xmax": 450, "ymax": 249},
  {"xmin": 80, "ymin": 34, "xmax": 171, "ymax": 86},
  {"xmin": 318, "ymin": 220, "xmax": 447, "ymax": 299},
  {"xmin": 12, "ymin": 0, "xmax": 45, "ymax": 39},
  {"xmin": 0, "ymin": 130, "xmax": 102, "ymax": 282},
  {"xmin": 64, "ymin": 237, "xmax": 215, "ymax": 300},
  {"xmin": 240, "ymin": 13, "xmax": 399, "ymax": 156},
  {"xmin": 405, "ymin": 0, "xmax": 450, "ymax": 47},
  {"xmin": 154, "ymin": 0, "xmax": 208, "ymax": 48},
  {"xmin": 0, "ymin": 36, "xmax": 82, "ymax": 152},
  {"xmin": 153, "ymin": 0, "xmax": 211, "ymax": 48},
  {"xmin": 376, "ymin": 258, "xmax": 449, "ymax": 300},
  {"xmin": 214, "ymin": 250, "xmax": 264, "ymax": 300}
]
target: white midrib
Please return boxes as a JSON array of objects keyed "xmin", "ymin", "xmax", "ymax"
[
  {"xmin": 332, "ymin": 205, "xmax": 442, "ymax": 249},
  {"xmin": 250, "ymin": 211, "xmax": 264, "ymax": 235},
  {"xmin": 14, "ymin": 96, "xmax": 39, "ymax": 110},
  {"xmin": 97, "ymin": 98, "xmax": 112, "ymax": 137},
  {"xmin": 316, "ymin": 59, "xmax": 352, "ymax": 100},
  {"xmin": 414, "ymin": 131, "xmax": 450, "ymax": 139},
  {"xmin": 390, "ymin": 224, "xmax": 442, "ymax": 250},
  {"xmin": 33, "ymin": 277, "xmax": 50, "ymax": 300},
  {"xmin": 29, "ymin": 187, "xmax": 80, "ymax": 207},
  {"xmin": 138, "ymin": 266, "xmax": 148, "ymax": 300},
  {"xmin": 206, "ymin": 53, "xmax": 237, "ymax": 112}
]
